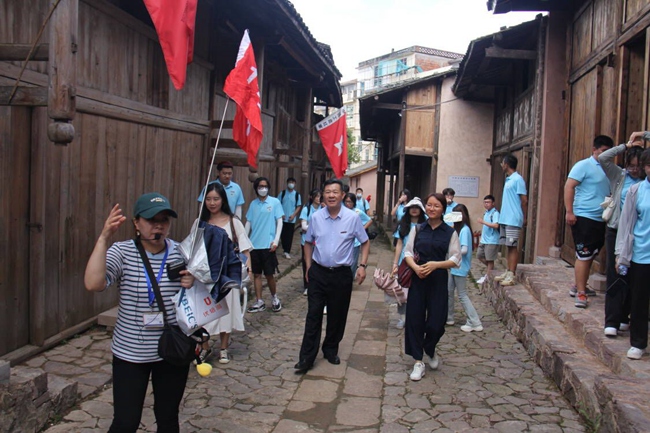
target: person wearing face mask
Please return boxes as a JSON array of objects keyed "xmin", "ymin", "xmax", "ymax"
[
  {"xmin": 354, "ymin": 187, "xmax": 370, "ymax": 214},
  {"xmin": 279, "ymin": 177, "xmax": 302, "ymax": 260},
  {"xmin": 246, "ymin": 177, "xmax": 285, "ymax": 313}
]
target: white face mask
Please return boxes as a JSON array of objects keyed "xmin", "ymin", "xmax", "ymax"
[
  {"xmin": 257, "ymin": 188, "xmax": 269, "ymax": 197},
  {"xmin": 288, "ymin": 183, "xmax": 295, "ymax": 190},
  {"xmin": 356, "ymin": 194, "xmax": 362, "ymax": 200}
]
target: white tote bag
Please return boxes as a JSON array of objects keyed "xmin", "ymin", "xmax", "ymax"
[{"xmin": 172, "ymin": 281, "xmax": 229, "ymax": 335}]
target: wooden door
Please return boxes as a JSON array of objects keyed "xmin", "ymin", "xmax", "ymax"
[{"xmin": 0, "ymin": 107, "xmax": 31, "ymax": 356}]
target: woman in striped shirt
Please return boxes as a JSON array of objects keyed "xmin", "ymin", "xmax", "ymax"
[{"xmin": 84, "ymin": 193, "xmax": 195, "ymax": 433}]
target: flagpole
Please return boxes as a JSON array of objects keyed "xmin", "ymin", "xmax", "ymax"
[{"xmin": 197, "ymin": 98, "xmax": 230, "ymax": 220}]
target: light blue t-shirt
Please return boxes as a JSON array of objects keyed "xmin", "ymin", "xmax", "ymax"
[
  {"xmin": 355, "ymin": 198, "xmax": 370, "ymax": 214},
  {"xmin": 393, "ymin": 204, "xmax": 406, "ymax": 238},
  {"xmin": 397, "ymin": 222, "xmax": 418, "ymax": 265},
  {"xmin": 451, "ymin": 225, "xmax": 472, "ymax": 277},
  {"xmin": 444, "ymin": 201, "xmax": 458, "ymax": 227},
  {"xmin": 353, "ymin": 209, "xmax": 371, "ymax": 247},
  {"xmin": 500, "ymin": 172, "xmax": 527, "ymax": 227},
  {"xmin": 245, "ymin": 197, "xmax": 284, "ymax": 250},
  {"xmin": 299, "ymin": 205, "xmax": 319, "ymax": 246},
  {"xmin": 197, "ymin": 180, "xmax": 245, "ymax": 214},
  {"xmin": 568, "ymin": 156, "xmax": 610, "ymax": 221},
  {"xmin": 280, "ymin": 189, "xmax": 302, "ymax": 224},
  {"xmin": 621, "ymin": 173, "xmax": 641, "ymax": 209},
  {"xmin": 480, "ymin": 208, "xmax": 500, "ymax": 245},
  {"xmin": 632, "ymin": 180, "xmax": 650, "ymax": 264}
]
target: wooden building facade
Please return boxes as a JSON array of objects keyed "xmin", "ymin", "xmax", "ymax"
[
  {"xmin": 359, "ymin": 68, "xmax": 494, "ymax": 230},
  {"xmin": 453, "ymin": 18, "xmax": 545, "ymax": 264},
  {"xmin": 0, "ymin": 0, "xmax": 341, "ymax": 361},
  {"xmin": 460, "ymin": 0, "xmax": 650, "ymax": 269}
]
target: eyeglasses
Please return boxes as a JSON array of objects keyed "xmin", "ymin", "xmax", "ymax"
[{"xmin": 627, "ymin": 165, "xmax": 640, "ymax": 171}]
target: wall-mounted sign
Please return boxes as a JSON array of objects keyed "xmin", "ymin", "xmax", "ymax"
[{"xmin": 448, "ymin": 176, "xmax": 479, "ymax": 198}]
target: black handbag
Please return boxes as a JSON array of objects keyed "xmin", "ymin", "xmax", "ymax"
[{"xmin": 135, "ymin": 238, "xmax": 206, "ymax": 366}]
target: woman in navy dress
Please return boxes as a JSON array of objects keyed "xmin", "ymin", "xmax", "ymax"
[{"xmin": 403, "ymin": 192, "xmax": 461, "ymax": 381}]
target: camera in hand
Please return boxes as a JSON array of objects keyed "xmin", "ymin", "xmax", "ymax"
[{"xmin": 167, "ymin": 260, "xmax": 187, "ymax": 281}]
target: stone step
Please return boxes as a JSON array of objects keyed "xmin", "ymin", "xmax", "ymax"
[
  {"xmin": 48, "ymin": 374, "xmax": 79, "ymax": 416},
  {"xmin": 517, "ymin": 262, "xmax": 650, "ymax": 380},
  {"xmin": 483, "ymin": 272, "xmax": 650, "ymax": 431}
]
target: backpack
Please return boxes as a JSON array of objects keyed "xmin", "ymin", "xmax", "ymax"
[{"xmin": 280, "ymin": 189, "xmax": 300, "ymax": 204}]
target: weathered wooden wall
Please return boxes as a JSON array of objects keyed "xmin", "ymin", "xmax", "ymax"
[
  {"xmin": 559, "ymin": 0, "xmax": 650, "ymax": 263},
  {"xmin": 405, "ymin": 84, "xmax": 436, "ymax": 153},
  {"xmin": 0, "ymin": 0, "xmax": 211, "ymax": 356}
]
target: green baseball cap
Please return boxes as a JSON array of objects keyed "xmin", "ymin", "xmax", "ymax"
[{"xmin": 133, "ymin": 193, "xmax": 178, "ymax": 219}]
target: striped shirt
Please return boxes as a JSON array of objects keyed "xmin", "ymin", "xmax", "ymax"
[{"xmin": 105, "ymin": 239, "xmax": 183, "ymax": 363}]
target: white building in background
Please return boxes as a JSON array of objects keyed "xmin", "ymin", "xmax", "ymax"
[{"xmin": 344, "ymin": 46, "xmax": 463, "ymax": 169}]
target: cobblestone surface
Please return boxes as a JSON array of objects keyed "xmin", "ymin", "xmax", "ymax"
[{"xmin": 37, "ymin": 234, "xmax": 586, "ymax": 432}]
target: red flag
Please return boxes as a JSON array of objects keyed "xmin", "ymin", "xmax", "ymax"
[
  {"xmin": 316, "ymin": 107, "xmax": 348, "ymax": 178},
  {"xmin": 223, "ymin": 30, "xmax": 263, "ymax": 169},
  {"xmin": 144, "ymin": 0, "xmax": 198, "ymax": 90}
]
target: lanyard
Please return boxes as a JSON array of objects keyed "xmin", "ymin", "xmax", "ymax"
[{"xmin": 143, "ymin": 243, "xmax": 169, "ymax": 307}]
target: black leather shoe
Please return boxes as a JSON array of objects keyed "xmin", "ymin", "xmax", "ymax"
[
  {"xmin": 326, "ymin": 355, "xmax": 340, "ymax": 365},
  {"xmin": 294, "ymin": 360, "xmax": 312, "ymax": 373}
]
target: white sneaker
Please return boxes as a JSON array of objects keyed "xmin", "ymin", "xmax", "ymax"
[
  {"xmin": 428, "ymin": 354, "xmax": 440, "ymax": 370},
  {"xmin": 460, "ymin": 324, "xmax": 484, "ymax": 333},
  {"xmin": 627, "ymin": 347, "xmax": 645, "ymax": 360},
  {"xmin": 303, "ymin": 288, "xmax": 308, "ymax": 296},
  {"xmin": 500, "ymin": 272, "xmax": 516, "ymax": 286},
  {"xmin": 284, "ymin": 252, "xmax": 291, "ymax": 259},
  {"xmin": 604, "ymin": 327, "xmax": 618, "ymax": 337},
  {"xmin": 445, "ymin": 320, "xmax": 455, "ymax": 326},
  {"xmin": 409, "ymin": 361, "xmax": 426, "ymax": 381},
  {"xmin": 323, "ymin": 306, "xmax": 327, "ymax": 315},
  {"xmin": 493, "ymin": 270, "xmax": 509, "ymax": 282},
  {"xmin": 620, "ymin": 323, "xmax": 630, "ymax": 332},
  {"xmin": 477, "ymin": 275, "xmax": 487, "ymax": 284},
  {"xmin": 396, "ymin": 318, "xmax": 405, "ymax": 329},
  {"xmin": 219, "ymin": 349, "xmax": 230, "ymax": 364},
  {"xmin": 271, "ymin": 295, "xmax": 282, "ymax": 312}
]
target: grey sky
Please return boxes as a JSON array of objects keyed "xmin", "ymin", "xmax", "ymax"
[{"xmin": 289, "ymin": 0, "xmax": 540, "ymax": 80}]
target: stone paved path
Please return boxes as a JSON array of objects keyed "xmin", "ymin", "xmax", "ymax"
[{"xmin": 39, "ymin": 235, "xmax": 586, "ymax": 432}]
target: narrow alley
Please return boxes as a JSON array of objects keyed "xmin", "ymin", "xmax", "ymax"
[{"xmin": 33, "ymin": 235, "xmax": 585, "ymax": 433}]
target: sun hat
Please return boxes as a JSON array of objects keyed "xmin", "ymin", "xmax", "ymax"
[
  {"xmin": 133, "ymin": 193, "xmax": 178, "ymax": 219},
  {"xmin": 404, "ymin": 197, "xmax": 426, "ymax": 213}
]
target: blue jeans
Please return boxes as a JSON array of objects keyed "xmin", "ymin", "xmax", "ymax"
[{"xmin": 448, "ymin": 274, "xmax": 481, "ymax": 327}]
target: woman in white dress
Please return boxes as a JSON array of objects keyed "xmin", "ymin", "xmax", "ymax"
[{"xmin": 199, "ymin": 182, "xmax": 253, "ymax": 364}]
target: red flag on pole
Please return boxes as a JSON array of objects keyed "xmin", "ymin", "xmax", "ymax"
[
  {"xmin": 316, "ymin": 107, "xmax": 348, "ymax": 178},
  {"xmin": 223, "ymin": 30, "xmax": 263, "ymax": 169},
  {"xmin": 143, "ymin": 0, "xmax": 198, "ymax": 90}
]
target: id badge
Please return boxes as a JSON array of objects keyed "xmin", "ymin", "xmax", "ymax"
[{"xmin": 143, "ymin": 312, "xmax": 164, "ymax": 327}]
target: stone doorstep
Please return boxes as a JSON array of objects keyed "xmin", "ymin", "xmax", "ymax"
[
  {"xmin": 1, "ymin": 366, "xmax": 79, "ymax": 433},
  {"xmin": 483, "ymin": 273, "xmax": 650, "ymax": 432},
  {"xmin": 516, "ymin": 263, "xmax": 650, "ymax": 380}
]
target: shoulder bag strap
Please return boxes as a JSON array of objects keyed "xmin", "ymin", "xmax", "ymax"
[{"xmin": 134, "ymin": 238, "xmax": 170, "ymax": 326}]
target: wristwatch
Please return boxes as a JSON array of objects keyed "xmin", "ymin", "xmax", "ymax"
[{"xmin": 359, "ymin": 263, "xmax": 367, "ymax": 268}]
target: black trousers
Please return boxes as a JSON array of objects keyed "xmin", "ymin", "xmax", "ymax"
[
  {"xmin": 629, "ymin": 262, "xmax": 650, "ymax": 349},
  {"xmin": 301, "ymin": 244, "xmax": 308, "ymax": 289},
  {"xmin": 605, "ymin": 227, "xmax": 630, "ymax": 328},
  {"xmin": 108, "ymin": 356, "xmax": 189, "ymax": 433},
  {"xmin": 405, "ymin": 270, "xmax": 448, "ymax": 361},
  {"xmin": 299, "ymin": 263, "xmax": 354, "ymax": 364},
  {"xmin": 281, "ymin": 222, "xmax": 295, "ymax": 254}
]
